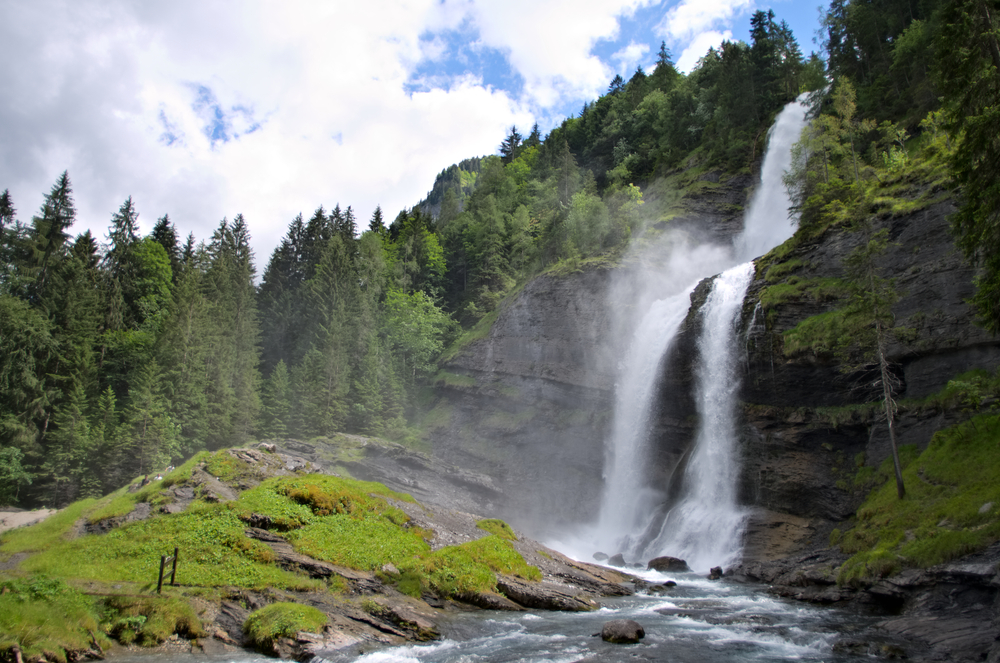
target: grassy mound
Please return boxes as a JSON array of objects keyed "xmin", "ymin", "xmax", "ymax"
[
  {"xmin": 244, "ymin": 602, "xmax": 327, "ymax": 650},
  {"xmin": 0, "ymin": 449, "xmax": 542, "ymax": 655}
]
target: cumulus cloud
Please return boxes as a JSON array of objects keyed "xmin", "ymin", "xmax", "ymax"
[
  {"xmin": 0, "ymin": 0, "xmax": 778, "ymax": 263},
  {"xmin": 612, "ymin": 42, "xmax": 651, "ymax": 75},
  {"xmin": 675, "ymin": 30, "xmax": 735, "ymax": 73},
  {"xmin": 659, "ymin": 0, "xmax": 754, "ymax": 42}
]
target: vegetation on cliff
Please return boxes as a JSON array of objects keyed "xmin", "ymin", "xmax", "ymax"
[{"xmin": 833, "ymin": 371, "xmax": 1000, "ymax": 585}]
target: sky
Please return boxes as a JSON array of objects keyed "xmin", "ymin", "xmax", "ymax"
[{"xmin": 0, "ymin": 0, "xmax": 824, "ymax": 266}]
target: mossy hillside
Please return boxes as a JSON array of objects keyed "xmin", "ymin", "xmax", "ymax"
[
  {"xmin": 244, "ymin": 602, "xmax": 327, "ymax": 651},
  {"xmin": 835, "ymin": 412, "xmax": 1000, "ymax": 586},
  {"xmin": 0, "ymin": 576, "xmax": 110, "ymax": 663},
  {"xmin": 477, "ymin": 518, "xmax": 517, "ymax": 540},
  {"xmin": 417, "ymin": 534, "xmax": 542, "ymax": 596},
  {"xmin": 86, "ymin": 453, "xmax": 207, "ymax": 524},
  {"xmin": 0, "ymin": 456, "xmax": 544, "ymax": 656}
]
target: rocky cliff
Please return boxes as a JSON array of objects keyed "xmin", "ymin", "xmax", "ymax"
[
  {"xmin": 424, "ymin": 171, "xmax": 754, "ymax": 538},
  {"xmin": 735, "ymin": 199, "xmax": 1000, "ymax": 561}
]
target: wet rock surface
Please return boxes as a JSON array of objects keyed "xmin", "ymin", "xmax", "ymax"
[
  {"xmin": 730, "ymin": 541, "xmax": 1000, "ymax": 662},
  {"xmin": 599, "ymin": 618, "xmax": 646, "ymax": 644}
]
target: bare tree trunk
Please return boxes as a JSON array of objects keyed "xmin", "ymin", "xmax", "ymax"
[{"xmin": 877, "ymin": 329, "xmax": 905, "ymax": 498}]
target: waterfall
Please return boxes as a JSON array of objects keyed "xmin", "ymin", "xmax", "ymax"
[
  {"xmin": 644, "ymin": 262, "xmax": 754, "ymax": 570},
  {"xmin": 589, "ymin": 94, "xmax": 809, "ymax": 567}
]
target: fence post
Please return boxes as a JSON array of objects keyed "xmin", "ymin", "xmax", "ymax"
[
  {"xmin": 170, "ymin": 546, "xmax": 179, "ymax": 586},
  {"xmin": 157, "ymin": 555, "xmax": 167, "ymax": 594}
]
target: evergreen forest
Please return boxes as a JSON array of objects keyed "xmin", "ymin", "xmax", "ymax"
[{"xmin": 1, "ymin": 0, "xmax": 998, "ymax": 510}]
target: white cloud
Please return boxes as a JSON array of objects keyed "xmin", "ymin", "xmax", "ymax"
[
  {"xmin": 1, "ymin": 0, "xmax": 719, "ymax": 265},
  {"xmin": 675, "ymin": 30, "xmax": 734, "ymax": 73},
  {"xmin": 612, "ymin": 42, "xmax": 651, "ymax": 74},
  {"xmin": 0, "ymin": 0, "xmax": 534, "ymax": 262},
  {"xmin": 463, "ymin": 0, "xmax": 658, "ymax": 110},
  {"xmin": 659, "ymin": 0, "xmax": 754, "ymax": 42}
]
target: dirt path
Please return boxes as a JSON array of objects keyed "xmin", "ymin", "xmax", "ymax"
[{"xmin": 0, "ymin": 509, "xmax": 58, "ymax": 534}]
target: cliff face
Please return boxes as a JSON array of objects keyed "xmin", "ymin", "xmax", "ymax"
[
  {"xmin": 426, "ymin": 179, "xmax": 999, "ymax": 564},
  {"xmin": 427, "ymin": 267, "xmax": 616, "ymax": 532},
  {"xmin": 735, "ymin": 200, "xmax": 1000, "ymax": 561},
  {"xmin": 425, "ymin": 172, "xmax": 754, "ymax": 537}
]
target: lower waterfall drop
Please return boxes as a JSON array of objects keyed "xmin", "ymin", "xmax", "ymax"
[{"xmin": 644, "ymin": 262, "xmax": 755, "ymax": 571}]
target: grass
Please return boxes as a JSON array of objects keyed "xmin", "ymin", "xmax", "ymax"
[
  {"xmin": 87, "ymin": 454, "xmax": 205, "ymax": 524},
  {"xmin": 102, "ymin": 595, "xmax": 206, "ymax": 646},
  {"xmin": 782, "ymin": 310, "xmax": 849, "ymax": 358},
  {"xmin": 0, "ymin": 576, "xmax": 110, "ymax": 663},
  {"xmin": 0, "ymin": 457, "xmax": 546, "ymax": 654},
  {"xmin": 758, "ymin": 276, "xmax": 847, "ymax": 311},
  {"xmin": 476, "ymin": 519, "xmax": 517, "ymax": 541},
  {"xmin": 434, "ymin": 371, "xmax": 477, "ymax": 388},
  {"xmin": 0, "ymin": 499, "xmax": 95, "ymax": 554},
  {"xmin": 243, "ymin": 602, "xmax": 327, "ymax": 650},
  {"xmin": 836, "ymin": 414, "xmax": 1000, "ymax": 586},
  {"xmin": 19, "ymin": 502, "xmax": 318, "ymax": 591},
  {"xmin": 416, "ymin": 535, "xmax": 542, "ymax": 596}
]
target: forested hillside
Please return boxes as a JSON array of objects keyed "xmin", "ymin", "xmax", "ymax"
[{"xmin": 1, "ymin": 0, "xmax": 997, "ymax": 510}]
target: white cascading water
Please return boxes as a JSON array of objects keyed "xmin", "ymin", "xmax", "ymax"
[{"xmin": 592, "ymin": 94, "xmax": 809, "ymax": 568}]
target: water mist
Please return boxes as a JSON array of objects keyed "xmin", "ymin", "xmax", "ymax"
[{"xmin": 587, "ymin": 94, "xmax": 809, "ymax": 569}]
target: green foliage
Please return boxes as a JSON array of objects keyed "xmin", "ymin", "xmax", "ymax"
[
  {"xmin": 19, "ymin": 502, "xmax": 317, "ymax": 590},
  {"xmin": 0, "ymin": 575, "xmax": 107, "ymax": 663},
  {"xmin": 101, "ymin": 595, "xmax": 205, "ymax": 646},
  {"xmin": 244, "ymin": 602, "xmax": 327, "ymax": 650},
  {"xmin": 476, "ymin": 519, "xmax": 517, "ymax": 540},
  {"xmin": 836, "ymin": 415, "xmax": 1000, "ymax": 585},
  {"xmin": 417, "ymin": 535, "xmax": 541, "ymax": 596}
]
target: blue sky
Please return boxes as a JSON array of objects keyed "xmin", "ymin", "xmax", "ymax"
[{"xmin": 0, "ymin": 0, "xmax": 825, "ymax": 263}]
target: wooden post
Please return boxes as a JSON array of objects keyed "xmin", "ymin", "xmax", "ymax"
[
  {"xmin": 170, "ymin": 546, "xmax": 179, "ymax": 586},
  {"xmin": 157, "ymin": 555, "xmax": 167, "ymax": 594},
  {"xmin": 157, "ymin": 548, "xmax": 178, "ymax": 594}
]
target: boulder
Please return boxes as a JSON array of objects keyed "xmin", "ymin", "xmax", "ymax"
[
  {"xmin": 592, "ymin": 552, "xmax": 609, "ymax": 561},
  {"xmin": 708, "ymin": 566, "xmax": 723, "ymax": 580},
  {"xmin": 608, "ymin": 553, "xmax": 627, "ymax": 567},
  {"xmin": 600, "ymin": 619, "xmax": 645, "ymax": 644},
  {"xmin": 647, "ymin": 556, "xmax": 690, "ymax": 573}
]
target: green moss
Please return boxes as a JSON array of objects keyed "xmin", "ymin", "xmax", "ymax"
[
  {"xmin": 782, "ymin": 310, "xmax": 850, "ymax": 358},
  {"xmin": 0, "ymin": 576, "xmax": 109, "ymax": 663},
  {"xmin": 244, "ymin": 602, "xmax": 327, "ymax": 650},
  {"xmin": 836, "ymin": 414, "xmax": 1000, "ymax": 585},
  {"xmin": 763, "ymin": 258, "xmax": 809, "ymax": 282},
  {"xmin": 416, "ymin": 535, "xmax": 541, "ymax": 596},
  {"xmin": 102, "ymin": 595, "xmax": 205, "ymax": 646},
  {"xmin": 440, "ymin": 309, "xmax": 500, "ymax": 363},
  {"xmin": 476, "ymin": 519, "xmax": 517, "ymax": 541},
  {"xmin": 204, "ymin": 449, "xmax": 263, "ymax": 485},
  {"xmin": 759, "ymin": 277, "xmax": 847, "ymax": 311},
  {"xmin": 433, "ymin": 371, "xmax": 477, "ymax": 388}
]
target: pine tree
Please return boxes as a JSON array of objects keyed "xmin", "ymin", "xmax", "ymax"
[
  {"xmin": 368, "ymin": 206, "xmax": 386, "ymax": 234},
  {"xmin": 29, "ymin": 172, "xmax": 76, "ymax": 299},
  {"xmin": 500, "ymin": 126, "xmax": 523, "ymax": 164},
  {"xmin": 937, "ymin": 0, "xmax": 1000, "ymax": 332},
  {"xmin": 151, "ymin": 214, "xmax": 181, "ymax": 281}
]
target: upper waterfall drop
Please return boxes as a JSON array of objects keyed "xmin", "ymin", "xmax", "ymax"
[
  {"xmin": 587, "ymin": 94, "xmax": 810, "ymax": 566},
  {"xmin": 735, "ymin": 94, "xmax": 810, "ymax": 262}
]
